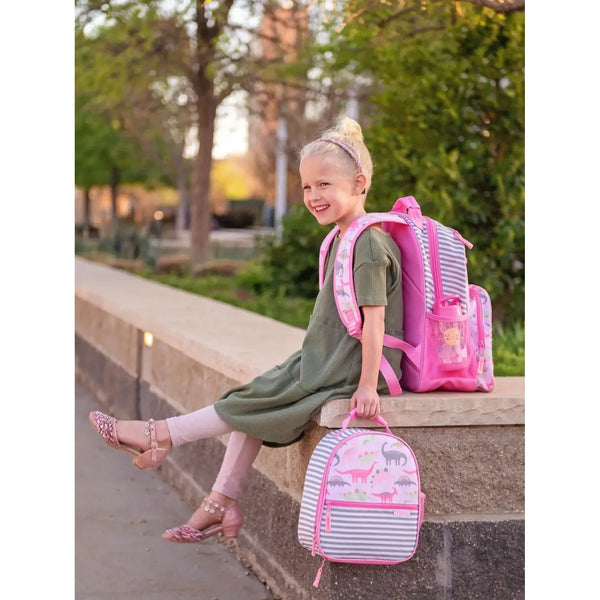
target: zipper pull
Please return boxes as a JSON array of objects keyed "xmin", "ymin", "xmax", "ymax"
[
  {"xmin": 451, "ymin": 228, "xmax": 473, "ymax": 249},
  {"xmin": 325, "ymin": 502, "xmax": 332, "ymax": 533},
  {"xmin": 313, "ymin": 558, "xmax": 326, "ymax": 588}
]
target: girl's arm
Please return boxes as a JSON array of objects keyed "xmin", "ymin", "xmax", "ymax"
[{"xmin": 350, "ymin": 304, "xmax": 386, "ymax": 418}]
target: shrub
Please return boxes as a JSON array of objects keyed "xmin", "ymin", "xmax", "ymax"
[
  {"xmin": 237, "ymin": 205, "xmax": 323, "ymax": 298},
  {"xmin": 492, "ymin": 321, "xmax": 525, "ymax": 376}
]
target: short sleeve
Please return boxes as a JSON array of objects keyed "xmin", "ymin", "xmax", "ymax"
[
  {"xmin": 354, "ymin": 260, "xmax": 388, "ymax": 306},
  {"xmin": 352, "ymin": 229, "xmax": 394, "ymax": 307}
]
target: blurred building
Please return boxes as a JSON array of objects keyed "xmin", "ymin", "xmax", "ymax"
[
  {"xmin": 74, "ymin": 184, "xmax": 179, "ymax": 234},
  {"xmin": 247, "ymin": 3, "xmax": 309, "ymax": 210}
]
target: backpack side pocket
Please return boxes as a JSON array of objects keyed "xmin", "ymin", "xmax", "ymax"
[{"xmin": 469, "ymin": 284, "xmax": 495, "ymax": 391}]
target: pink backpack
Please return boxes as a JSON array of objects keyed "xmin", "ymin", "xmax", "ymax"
[
  {"xmin": 297, "ymin": 409, "xmax": 425, "ymax": 587},
  {"xmin": 319, "ymin": 196, "xmax": 494, "ymax": 393}
]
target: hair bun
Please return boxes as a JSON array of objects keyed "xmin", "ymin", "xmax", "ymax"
[{"xmin": 335, "ymin": 116, "xmax": 363, "ymax": 143}]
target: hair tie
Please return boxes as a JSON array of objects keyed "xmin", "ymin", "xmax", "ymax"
[{"xmin": 317, "ymin": 137, "xmax": 363, "ymax": 172}]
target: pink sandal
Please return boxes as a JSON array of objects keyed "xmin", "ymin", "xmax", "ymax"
[
  {"xmin": 162, "ymin": 498, "xmax": 244, "ymax": 543},
  {"xmin": 89, "ymin": 411, "xmax": 169, "ymax": 470}
]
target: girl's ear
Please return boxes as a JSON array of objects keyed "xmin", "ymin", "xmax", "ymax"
[{"xmin": 354, "ymin": 173, "xmax": 368, "ymax": 195}]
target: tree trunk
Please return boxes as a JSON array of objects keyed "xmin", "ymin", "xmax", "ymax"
[
  {"xmin": 110, "ymin": 165, "xmax": 120, "ymax": 233},
  {"xmin": 83, "ymin": 186, "xmax": 91, "ymax": 224},
  {"xmin": 187, "ymin": 0, "xmax": 235, "ymax": 272},
  {"xmin": 189, "ymin": 94, "xmax": 217, "ymax": 271}
]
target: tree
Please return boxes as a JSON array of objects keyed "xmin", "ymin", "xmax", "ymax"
[
  {"xmin": 75, "ymin": 10, "xmax": 179, "ymax": 229},
  {"xmin": 311, "ymin": 0, "xmax": 524, "ymax": 324},
  {"xmin": 76, "ymin": 0, "xmax": 315, "ymax": 271}
]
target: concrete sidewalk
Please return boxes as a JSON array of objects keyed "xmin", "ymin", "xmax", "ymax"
[{"xmin": 75, "ymin": 381, "xmax": 272, "ymax": 600}]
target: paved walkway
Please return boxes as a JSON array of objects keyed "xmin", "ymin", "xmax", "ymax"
[{"xmin": 75, "ymin": 382, "xmax": 272, "ymax": 600}]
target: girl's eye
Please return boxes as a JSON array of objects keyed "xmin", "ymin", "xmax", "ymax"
[{"xmin": 319, "ymin": 182, "xmax": 329, "ymax": 188}]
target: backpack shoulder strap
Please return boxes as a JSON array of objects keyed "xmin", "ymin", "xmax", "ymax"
[
  {"xmin": 333, "ymin": 213, "xmax": 407, "ymax": 336},
  {"xmin": 333, "ymin": 212, "xmax": 417, "ymax": 396},
  {"xmin": 318, "ymin": 226, "xmax": 340, "ymax": 289}
]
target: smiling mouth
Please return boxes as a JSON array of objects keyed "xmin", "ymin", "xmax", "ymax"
[{"xmin": 312, "ymin": 204, "xmax": 330, "ymax": 213}]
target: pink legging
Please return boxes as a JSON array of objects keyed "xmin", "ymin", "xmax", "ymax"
[{"xmin": 166, "ymin": 406, "xmax": 262, "ymax": 500}]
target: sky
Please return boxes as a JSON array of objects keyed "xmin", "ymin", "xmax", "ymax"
[{"xmin": 212, "ymin": 91, "xmax": 249, "ymax": 159}]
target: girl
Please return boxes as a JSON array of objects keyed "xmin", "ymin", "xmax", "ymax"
[{"xmin": 89, "ymin": 116, "xmax": 404, "ymax": 543}]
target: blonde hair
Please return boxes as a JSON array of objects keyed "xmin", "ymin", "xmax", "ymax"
[{"xmin": 300, "ymin": 116, "xmax": 374, "ymax": 195}]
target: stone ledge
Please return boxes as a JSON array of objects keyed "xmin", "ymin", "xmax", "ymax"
[
  {"xmin": 75, "ymin": 257, "xmax": 305, "ymax": 384},
  {"xmin": 76, "ymin": 257, "xmax": 524, "ymax": 431},
  {"xmin": 315, "ymin": 376, "xmax": 524, "ymax": 428}
]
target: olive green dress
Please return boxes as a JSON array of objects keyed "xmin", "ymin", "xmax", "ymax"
[{"xmin": 214, "ymin": 228, "xmax": 403, "ymax": 446}]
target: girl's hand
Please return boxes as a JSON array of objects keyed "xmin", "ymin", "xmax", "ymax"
[{"xmin": 350, "ymin": 384, "xmax": 381, "ymax": 418}]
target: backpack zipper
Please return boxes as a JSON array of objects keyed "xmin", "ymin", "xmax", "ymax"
[
  {"xmin": 425, "ymin": 217, "xmax": 444, "ymax": 301},
  {"xmin": 323, "ymin": 499, "xmax": 421, "ymax": 533}
]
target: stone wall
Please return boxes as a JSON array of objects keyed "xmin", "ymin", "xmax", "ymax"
[{"xmin": 75, "ymin": 257, "xmax": 524, "ymax": 600}]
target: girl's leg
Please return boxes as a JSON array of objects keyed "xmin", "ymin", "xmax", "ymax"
[
  {"xmin": 212, "ymin": 431, "xmax": 263, "ymax": 500},
  {"xmin": 164, "ymin": 431, "xmax": 262, "ymax": 536},
  {"xmin": 165, "ymin": 405, "xmax": 235, "ymax": 446},
  {"xmin": 105, "ymin": 405, "xmax": 234, "ymax": 451}
]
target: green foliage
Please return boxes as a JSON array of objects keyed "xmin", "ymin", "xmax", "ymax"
[
  {"xmin": 75, "ymin": 5, "xmax": 185, "ymax": 192},
  {"xmin": 75, "ymin": 91, "xmax": 150, "ymax": 189},
  {"xmin": 492, "ymin": 321, "xmax": 525, "ymax": 376},
  {"xmin": 317, "ymin": 2, "xmax": 524, "ymax": 326},
  {"xmin": 237, "ymin": 206, "xmax": 324, "ymax": 298}
]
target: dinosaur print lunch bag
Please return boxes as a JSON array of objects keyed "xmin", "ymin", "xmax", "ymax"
[{"xmin": 298, "ymin": 409, "xmax": 425, "ymax": 587}]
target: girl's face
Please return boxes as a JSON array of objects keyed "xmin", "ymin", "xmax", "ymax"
[{"xmin": 299, "ymin": 155, "xmax": 367, "ymax": 235}]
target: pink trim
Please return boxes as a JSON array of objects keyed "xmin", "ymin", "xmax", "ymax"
[
  {"xmin": 425, "ymin": 218, "xmax": 444, "ymax": 302},
  {"xmin": 469, "ymin": 286, "xmax": 485, "ymax": 354},
  {"xmin": 319, "ymin": 226, "xmax": 339, "ymax": 289},
  {"xmin": 317, "ymin": 495, "xmax": 423, "ymax": 565},
  {"xmin": 326, "ymin": 500, "xmax": 420, "ymax": 510},
  {"xmin": 313, "ymin": 427, "xmax": 424, "ymax": 564}
]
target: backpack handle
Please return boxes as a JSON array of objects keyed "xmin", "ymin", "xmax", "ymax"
[
  {"xmin": 343, "ymin": 408, "xmax": 393, "ymax": 435},
  {"xmin": 392, "ymin": 196, "xmax": 423, "ymax": 230}
]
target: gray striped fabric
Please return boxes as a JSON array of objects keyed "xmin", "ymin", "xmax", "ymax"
[
  {"xmin": 319, "ymin": 504, "xmax": 419, "ymax": 561},
  {"xmin": 404, "ymin": 218, "xmax": 436, "ymax": 310},
  {"xmin": 434, "ymin": 221, "xmax": 470, "ymax": 312},
  {"xmin": 298, "ymin": 429, "xmax": 357, "ymax": 551},
  {"xmin": 408, "ymin": 218, "xmax": 469, "ymax": 312},
  {"xmin": 298, "ymin": 428, "xmax": 421, "ymax": 564}
]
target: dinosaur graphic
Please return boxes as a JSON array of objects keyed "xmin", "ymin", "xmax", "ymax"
[
  {"xmin": 335, "ymin": 461, "xmax": 377, "ymax": 484},
  {"xmin": 327, "ymin": 476, "xmax": 351, "ymax": 488},
  {"xmin": 372, "ymin": 487, "xmax": 398, "ymax": 503},
  {"xmin": 381, "ymin": 442, "xmax": 407, "ymax": 467},
  {"xmin": 394, "ymin": 476, "xmax": 416, "ymax": 488}
]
